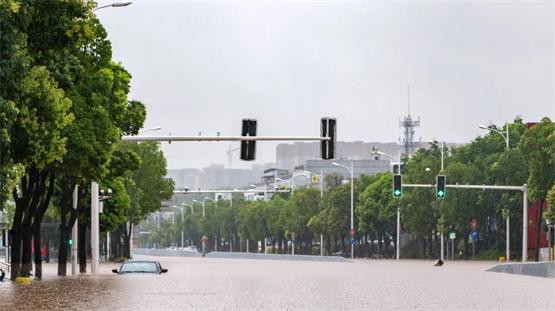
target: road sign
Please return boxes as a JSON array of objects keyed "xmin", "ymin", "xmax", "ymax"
[
  {"xmin": 470, "ymin": 219, "xmax": 479, "ymax": 232},
  {"xmin": 349, "ymin": 228, "xmax": 356, "ymax": 236},
  {"xmin": 470, "ymin": 231, "xmax": 478, "ymax": 241},
  {"xmin": 350, "ymin": 237, "xmax": 357, "ymax": 245},
  {"xmin": 449, "ymin": 232, "xmax": 456, "ymax": 240}
]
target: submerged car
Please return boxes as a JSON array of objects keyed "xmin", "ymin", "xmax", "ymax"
[{"xmin": 112, "ymin": 260, "xmax": 168, "ymax": 274}]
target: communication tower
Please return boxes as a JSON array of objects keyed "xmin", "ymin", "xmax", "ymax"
[{"xmin": 399, "ymin": 86, "xmax": 420, "ymax": 156}]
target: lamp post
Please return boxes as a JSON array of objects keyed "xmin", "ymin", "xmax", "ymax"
[
  {"xmin": 91, "ymin": 185, "xmax": 111, "ymax": 274},
  {"xmin": 173, "ymin": 205, "xmax": 184, "ymax": 248},
  {"xmin": 332, "ymin": 161, "xmax": 354, "ymax": 259},
  {"xmin": 479, "ymin": 124, "xmax": 510, "ymax": 261},
  {"xmin": 429, "ymin": 141, "xmax": 445, "ymax": 262},
  {"xmin": 139, "ymin": 126, "xmax": 162, "ymax": 135},
  {"xmin": 193, "ymin": 199, "xmax": 206, "ymax": 217},
  {"xmin": 93, "ymin": 1, "xmax": 132, "ymax": 12},
  {"xmin": 373, "ymin": 149, "xmax": 402, "ymax": 260}
]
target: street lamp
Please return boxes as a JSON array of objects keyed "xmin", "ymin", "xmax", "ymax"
[
  {"xmin": 373, "ymin": 150, "xmax": 402, "ymax": 174},
  {"xmin": 479, "ymin": 125, "xmax": 509, "ymax": 149},
  {"xmin": 139, "ymin": 126, "xmax": 162, "ymax": 135},
  {"xmin": 428, "ymin": 141, "xmax": 446, "ymax": 262},
  {"xmin": 93, "ymin": 2, "xmax": 132, "ymax": 12},
  {"xmin": 428, "ymin": 141, "xmax": 445, "ymax": 172},
  {"xmin": 173, "ymin": 205, "xmax": 184, "ymax": 248},
  {"xmin": 332, "ymin": 161, "xmax": 354, "ymax": 259},
  {"xmin": 479, "ymin": 123, "xmax": 511, "ymax": 261},
  {"xmin": 193, "ymin": 199, "xmax": 205, "ymax": 217},
  {"xmin": 184, "ymin": 202, "xmax": 194, "ymax": 213}
]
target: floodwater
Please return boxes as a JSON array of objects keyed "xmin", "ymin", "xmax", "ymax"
[{"xmin": 1, "ymin": 255, "xmax": 554, "ymax": 310}]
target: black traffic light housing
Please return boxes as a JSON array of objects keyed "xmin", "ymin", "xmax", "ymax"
[
  {"xmin": 321, "ymin": 117, "xmax": 337, "ymax": 160},
  {"xmin": 436, "ymin": 175, "xmax": 446, "ymax": 198},
  {"xmin": 240, "ymin": 119, "xmax": 257, "ymax": 161},
  {"xmin": 393, "ymin": 174, "xmax": 402, "ymax": 197}
]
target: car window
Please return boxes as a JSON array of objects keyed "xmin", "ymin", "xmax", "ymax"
[{"xmin": 120, "ymin": 262, "xmax": 159, "ymax": 273}]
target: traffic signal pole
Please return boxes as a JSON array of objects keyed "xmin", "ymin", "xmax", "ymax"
[
  {"xmin": 121, "ymin": 135, "xmax": 331, "ymax": 142},
  {"xmin": 403, "ymin": 183, "xmax": 528, "ymax": 262}
]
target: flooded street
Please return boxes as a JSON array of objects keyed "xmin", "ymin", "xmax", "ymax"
[{"xmin": 1, "ymin": 255, "xmax": 554, "ymax": 310}]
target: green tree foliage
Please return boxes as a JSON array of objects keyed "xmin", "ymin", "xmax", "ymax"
[{"xmin": 519, "ymin": 117, "xmax": 555, "ymax": 260}]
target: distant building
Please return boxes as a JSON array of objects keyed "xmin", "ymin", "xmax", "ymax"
[
  {"xmin": 167, "ymin": 163, "xmax": 276, "ymax": 191},
  {"xmin": 203, "ymin": 164, "xmax": 258, "ymax": 189},
  {"xmin": 276, "ymin": 141, "xmax": 463, "ymax": 171},
  {"xmin": 166, "ymin": 168, "xmax": 203, "ymax": 190},
  {"xmin": 261, "ymin": 168, "xmax": 290, "ymax": 187},
  {"xmin": 276, "ymin": 141, "xmax": 410, "ymax": 171}
]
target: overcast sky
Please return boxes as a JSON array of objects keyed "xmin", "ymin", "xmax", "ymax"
[{"xmin": 96, "ymin": 0, "xmax": 554, "ymax": 170}]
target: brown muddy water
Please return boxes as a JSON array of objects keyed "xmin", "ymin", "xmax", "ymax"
[{"xmin": 0, "ymin": 255, "xmax": 554, "ymax": 310}]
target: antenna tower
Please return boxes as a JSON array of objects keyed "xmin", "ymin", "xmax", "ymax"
[{"xmin": 399, "ymin": 85, "xmax": 420, "ymax": 156}]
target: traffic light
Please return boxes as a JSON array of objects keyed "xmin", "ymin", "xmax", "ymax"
[
  {"xmin": 393, "ymin": 174, "xmax": 402, "ymax": 197},
  {"xmin": 321, "ymin": 117, "xmax": 337, "ymax": 160},
  {"xmin": 68, "ymin": 239, "xmax": 73, "ymax": 246},
  {"xmin": 436, "ymin": 175, "xmax": 446, "ymax": 198},
  {"xmin": 240, "ymin": 119, "xmax": 257, "ymax": 161}
]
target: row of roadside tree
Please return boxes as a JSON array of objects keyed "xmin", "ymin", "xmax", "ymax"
[
  {"xmin": 0, "ymin": 0, "xmax": 173, "ymax": 280},
  {"xmin": 142, "ymin": 118, "xmax": 554, "ymax": 260}
]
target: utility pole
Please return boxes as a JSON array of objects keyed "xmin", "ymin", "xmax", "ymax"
[{"xmin": 320, "ymin": 169, "xmax": 324, "ymax": 256}]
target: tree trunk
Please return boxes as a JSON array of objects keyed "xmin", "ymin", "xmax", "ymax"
[
  {"xmin": 20, "ymin": 225, "xmax": 33, "ymax": 276},
  {"xmin": 10, "ymin": 168, "xmax": 51, "ymax": 280},
  {"xmin": 78, "ymin": 222, "xmax": 87, "ymax": 273},
  {"xmin": 122, "ymin": 222, "xmax": 132, "ymax": 259},
  {"xmin": 33, "ymin": 223, "xmax": 42, "ymax": 279},
  {"xmin": 370, "ymin": 232, "xmax": 375, "ymax": 256},
  {"xmin": 31, "ymin": 172, "xmax": 54, "ymax": 280},
  {"xmin": 10, "ymin": 229, "xmax": 22, "ymax": 280},
  {"xmin": 464, "ymin": 237, "xmax": 468, "ymax": 260},
  {"xmin": 535, "ymin": 200, "xmax": 544, "ymax": 261},
  {"xmin": 340, "ymin": 234, "xmax": 346, "ymax": 254},
  {"xmin": 378, "ymin": 233, "xmax": 383, "ymax": 255},
  {"xmin": 58, "ymin": 224, "xmax": 69, "ymax": 276},
  {"xmin": 57, "ymin": 180, "xmax": 79, "ymax": 276}
]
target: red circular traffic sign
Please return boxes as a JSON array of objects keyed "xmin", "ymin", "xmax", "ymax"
[
  {"xmin": 349, "ymin": 229, "xmax": 356, "ymax": 236},
  {"xmin": 470, "ymin": 219, "xmax": 479, "ymax": 232}
]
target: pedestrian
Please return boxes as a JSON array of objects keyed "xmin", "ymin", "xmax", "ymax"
[{"xmin": 201, "ymin": 235, "xmax": 208, "ymax": 257}]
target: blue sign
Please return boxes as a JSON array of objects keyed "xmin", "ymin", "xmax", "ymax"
[
  {"xmin": 350, "ymin": 237, "xmax": 357, "ymax": 245},
  {"xmin": 470, "ymin": 231, "xmax": 478, "ymax": 241}
]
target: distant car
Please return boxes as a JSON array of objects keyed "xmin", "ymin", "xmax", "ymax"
[
  {"xmin": 112, "ymin": 260, "xmax": 168, "ymax": 274},
  {"xmin": 183, "ymin": 246, "xmax": 198, "ymax": 252}
]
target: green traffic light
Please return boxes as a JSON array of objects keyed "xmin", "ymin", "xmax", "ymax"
[
  {"xmin": 437, "ymin": 190, "xmax": 445, "ymax": 197},
  {"xmin": 393, "ymin": 174, "xmax": 402, "ymax": 197},
  {"xmin": 68, "ymin": 239, "xmax": 73, "ymax": 246}
]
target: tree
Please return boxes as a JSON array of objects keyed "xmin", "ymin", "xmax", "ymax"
[
  {"xmin": 519, "ymin": 117, "xmax": 555, "ymax": 260},
  {"xmin": 7, "ymin": 64, "xmax": 73, "ymax": 279},
  {"xmin": 358, "ymin": 173, "xmax": 397, "ymax": 257},
  {"xmin": 117, "ymin": 142, "xmax": 173, "ymax": 258}
]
